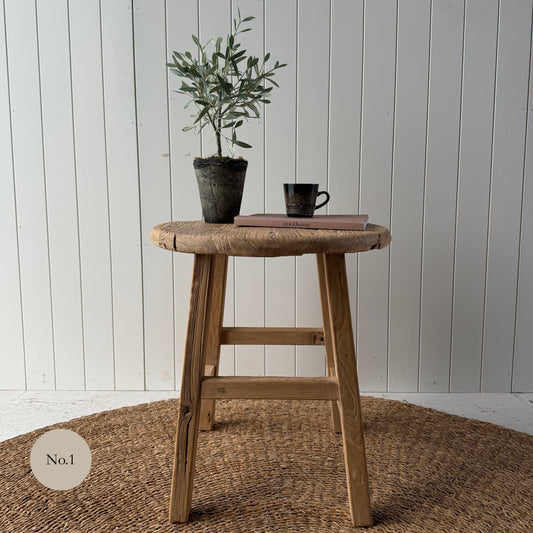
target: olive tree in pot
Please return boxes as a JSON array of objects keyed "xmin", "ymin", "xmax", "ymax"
[{"xmin": 167, "ymin": 11, "xmax": 285, "ymax": 223}]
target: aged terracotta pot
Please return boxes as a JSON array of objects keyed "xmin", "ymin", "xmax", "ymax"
[{"xmin": 193, "ymin": 157, "xmax": 248, "ymax": 224}]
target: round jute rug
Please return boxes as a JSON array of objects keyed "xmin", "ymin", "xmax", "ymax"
[{"xmin": 1, "ymin": 397, "xmax": 532, "ymax": 533}]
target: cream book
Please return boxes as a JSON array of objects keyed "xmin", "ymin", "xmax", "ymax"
[{"xmin": 234, "ymin": 213, "xmax": 369, "ymax": 231}]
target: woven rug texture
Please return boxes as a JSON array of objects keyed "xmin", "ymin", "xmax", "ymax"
[{"xmin": 1, "ymin": 397, "xmax": 532, "ymax": 533}]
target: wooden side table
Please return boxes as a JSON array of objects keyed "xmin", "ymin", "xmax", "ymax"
[{"xmin": 151, "ymin": 221, "xmax": 391, "ymax": 527}]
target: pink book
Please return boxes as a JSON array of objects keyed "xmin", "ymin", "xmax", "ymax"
[{"xmin": 234, "ymin": 214, "xmax": 369, "ymax": 231}]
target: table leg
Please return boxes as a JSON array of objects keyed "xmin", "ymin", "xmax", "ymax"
[
  {"xmin": 199, "ymin": 254, "xmax": 228, "ymax": 430},
  {"xmin": 169, "ymin": 253, "xmax": 216, "ymax": 523},
  {"xmin": 316, "ymin": 254, "xmax": 342, "ymax": 434},
  {"xmin": 323, "ymin": 253, "xmax": 372, "ymax": 527}
]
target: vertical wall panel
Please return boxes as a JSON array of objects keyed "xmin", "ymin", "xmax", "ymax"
[
  {"xmin": 514, "ymin": 19, "xmax": 533, "ymax": 392},
  {"xmin": 482, "ymin": 0, "xmax": 532, "ymax": 392},
  {"xmin": 328, "ymin": 0, "xmax": 363, "ymax": 211},
  {"xmin": 218, "ymin": 258, "xmax": 236, "ymax": 376},
  {"xmin": 167, "ymin": 0, "xmax": 199, "ymax": 385},
  {"xmin": 234, "ymin": 0, "xmax": 265, "ymax": 376},
  {"xmin": 450, "ymin": 0, "xmax": 498, "ymax": 392},
  {"xmin": 69, "ymin": 0, "xmax": 114, "ymax": 390},
  {"xmin": 199, "ymin": 0, "xmax": 236, "ymax": 377},
  {"xmin": 419, "ymin": 0, "xmax": 464, "ymax": 392},
  {"xmin": 37, "ymin": 0, "xmax": 84, "ymax": 390},
  {"xmin": 134, "ymin": 0, "xmax": 174, "ymax": 389},
  {"xmin": 358, "ymin": 0, "xmax": 396, "ymax": 391},
  {"xmin": 234, "ymin": 256, "xmax": 265, "ymax": 376},
  {"xmin": 5, "ymin": 0, "xmax": 55, "ymax": 389},
  {"xmin": 265, "ymin": 257, "xmax": 296, "ymax": 376},
  {"xmin": 328, "ymin": 0, "xmax": 364, "ymax": 367},
  {"xmin": 296, "ymin": 0, "xmax": 330, "ymax": 377},
  {"xmin": 0, "ymin": 1, "xmax": 24, "ymax": 389},
  {"xmin": 388, "ymin": 0, "xmax": 430, "ymax": 392},
  {"xmin": 265, "ymin": 0, "xmax": 297, "ymax": 377},
  {"xmin": 101, "ymin": 0, "xmax": 144, "ymax": 390}
]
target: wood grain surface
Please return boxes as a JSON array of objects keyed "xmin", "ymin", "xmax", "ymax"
[
  {"xmin": 151, "ymin": 221, "xmax": 391, "ymax": 257},
  {"xmin": 200, "ymin": 376, "xmax": 339, "ymax": 400},
  {"xmin": 198, "ymin": 255, "xmax": 228, "ymax": 431},
  {"xmin": 323, "ymin": 253, "xmax": 372, "ymax": 526},
  {"xmin": 220, "ymin": 327, "xmax": 325, "ymax": 345},
  {"xmin": 317, "ymin": 254, "xmax": 342, "ymax": 433},
  {"xmin": 170, "ymin": 254, "xmax": 214, "ymax": 523}
]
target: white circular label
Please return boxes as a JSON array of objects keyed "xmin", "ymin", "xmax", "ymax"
[{"xmin": 30, "ymin": 429, "xmax": 92, "ymax": 490}]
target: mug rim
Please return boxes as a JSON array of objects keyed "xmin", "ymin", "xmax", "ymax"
[{"xmin": 283, "ymin": 182, "xmax": 320, "ymax": 187}]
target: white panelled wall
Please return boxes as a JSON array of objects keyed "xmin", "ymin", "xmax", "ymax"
[{"xmin": 0, "ymin": 0, "xmax": 532, "ymax": 392}]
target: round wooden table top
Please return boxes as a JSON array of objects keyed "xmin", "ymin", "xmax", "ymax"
[{"xmin": 151, "ymin": 220, "xmax": 391, "ymax": 258}]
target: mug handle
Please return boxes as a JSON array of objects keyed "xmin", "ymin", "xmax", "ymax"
[{"xmin": 315, "ymin": 191, "xmax": 330, "ymax": 211}]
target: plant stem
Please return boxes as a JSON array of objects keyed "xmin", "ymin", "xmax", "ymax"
[{"xmin": 216, "ymin": 114, "xmax": 222, "ymax": 157}]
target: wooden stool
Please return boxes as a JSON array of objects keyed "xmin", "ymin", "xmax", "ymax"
[{"xmin": 151, "ymin": 221, "xmax": 391, "ymax": 527}]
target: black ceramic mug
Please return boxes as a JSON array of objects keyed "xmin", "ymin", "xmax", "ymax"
[{"xmin": 283, "ymin": 183, "xmax": 330, "ymax": 217}]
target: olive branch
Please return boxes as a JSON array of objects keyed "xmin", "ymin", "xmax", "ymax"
[{"xmin": 167, "ymin": 10, "xmax": 286, "ymax": 157}]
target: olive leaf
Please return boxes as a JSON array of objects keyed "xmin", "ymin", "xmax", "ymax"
[{"xmin": 167, "ymin": 10, "xmax": 286, "ymax": 157}]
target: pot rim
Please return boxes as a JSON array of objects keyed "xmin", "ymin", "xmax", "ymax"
[{"xmin": 193, "ymin": 156, "xmax": 248, "ymax": 170}]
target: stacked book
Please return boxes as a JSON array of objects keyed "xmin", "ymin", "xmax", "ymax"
[{"xmin": 234, "ymin": 214, "xmax": 369, "ymax": 231}]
